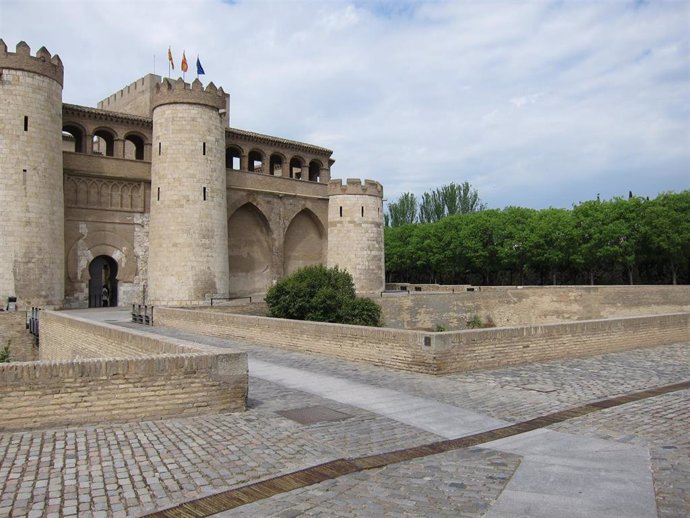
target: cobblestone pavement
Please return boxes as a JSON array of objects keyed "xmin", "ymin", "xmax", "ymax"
[
  {"xmin": 0, "ymin": 323, "xmax": 688, "ymax": 517},
  {"xmin": 217, "ymin": 448, "xmax": 522, "ymax": 518}
]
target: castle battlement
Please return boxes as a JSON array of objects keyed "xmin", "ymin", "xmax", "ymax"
[
  {"xmin": 0, "ymin": 40, "xmax": 64, "ymax": 86},
  {"xmin": 328, "ymin": 178, "xmax": 383, "ymax": 198},
  {"xmin": 152, "ymin": 77, "xmax": 226, "ymax": 111}
]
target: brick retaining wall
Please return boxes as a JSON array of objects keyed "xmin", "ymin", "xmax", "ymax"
[
  {"xmin": 155, "ymin": 307, "xmax": 689, "ymax": 375},
  {"xmin": 379, "ymin": 285, "xmax": 690, "ymax": 330},
  {"xmin": 155, "ymin": 307, "xmax": 433, "ymax": 372},
  {"xmin": 432, "ymin": 313, "xmax": 690, "ymax": 374},
  {"xmin": 0, "ymin": 311, "xmax": 247, "ymax": 431}
]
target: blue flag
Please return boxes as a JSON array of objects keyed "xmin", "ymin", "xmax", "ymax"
[{"xmin": 196, "ymin": 56, "xmax": 205, "ymax": 75}]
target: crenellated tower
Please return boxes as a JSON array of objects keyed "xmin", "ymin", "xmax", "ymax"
[
  {"xmin": 327, "ymin": 178, "xmax": 385, "ymax": 293},
  {"xmin": 0, "ymin": 40, "xmax": 65, "ymax": 308},
  {"xmin": 147, "ymin": 78, "xmax": 230, "ymax": 304}
]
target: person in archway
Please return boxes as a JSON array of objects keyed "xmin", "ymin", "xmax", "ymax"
[{"xmin": 101, "ymin": 286, "xmax": 110, "ymax": 307}]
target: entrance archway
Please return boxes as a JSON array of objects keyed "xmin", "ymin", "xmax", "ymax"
[{"xmin": 88, "ymin": 255, "xmax": 118, "ymax": 308}]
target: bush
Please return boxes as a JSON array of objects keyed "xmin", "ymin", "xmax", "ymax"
[
  {"xmin": 466, "ymin": 315, "xmax": 482, "ymax": 329},
  {"xmin": 266, "ymin": 265, "xmax": 382, "ymax": 327},
  {"xmin": 0, "ymin": 343, "xmax": 10, "ymax": 363}
]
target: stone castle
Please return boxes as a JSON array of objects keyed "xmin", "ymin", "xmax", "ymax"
[{"xmin": 0, "ymin": 40, "xmax": 385, "ymax": 309}]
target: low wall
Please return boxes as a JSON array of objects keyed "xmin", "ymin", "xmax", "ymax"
[
  {"xmin": 154, "ymin": 307, "xmax": 689, "ymax": 375},
  {"xmin": 155, "ymin": 307, "xmax": 433, "ymax": 372},
  {"xmin": 432, "ymin": 313, "xmax": 690, "ymax": 374},
  {"xmin": 0, "ymin": 312, "xmax": 37, "ymax": 362},
  {"xmin": 379, "ymin": 285, "xmax": 690, "ymax": 330},
  {"xmin": 0, "ymin": 311, "xmax": 247, "ymax": 431}
]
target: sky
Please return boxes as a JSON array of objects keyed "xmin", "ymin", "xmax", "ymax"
[{"xmin": 2, "ymin": 0, "xmax": 688, "ymax": 210}]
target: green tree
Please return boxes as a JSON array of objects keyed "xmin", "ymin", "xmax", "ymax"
[
  {"xmin": 641, "ymin": 191, "xmax": 690, "ymax": 284},
  {"xmin": 523, "ymin": 208, "xmax": 576, "ymax": 285},
  {"xmin": 418, "ymin": 182, "xmax": 485, "ymax": 224},
  {"xmin": 386, "ymin": 192, "xmax": 418, "ymax": 227}
]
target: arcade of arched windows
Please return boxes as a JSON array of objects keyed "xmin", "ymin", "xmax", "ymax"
[
  {"xmin": 224, "ymin": 143, "xmax": 330, "ymax": 183},
  {"xmin": 61, "ymin": 120, "xmax": 151, "ymax": 162}
]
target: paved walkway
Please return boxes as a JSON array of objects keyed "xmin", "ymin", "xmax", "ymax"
[{"xmin": 0, "ymin": 308, "xmax": 687, "ymax": 517}]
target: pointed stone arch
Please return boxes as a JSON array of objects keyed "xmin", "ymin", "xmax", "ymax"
[
  {"xmin": 283, "ymin": 209, "xmax": 326, "ymax": 276},
  {"xmin": 227, "ymin": 203, "xmax": 273, "ymax": 297}
]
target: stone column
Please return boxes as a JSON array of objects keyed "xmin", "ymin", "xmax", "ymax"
[{"xmin": 114, "ymin": 138, "xmax": 125, "ymax": 158}]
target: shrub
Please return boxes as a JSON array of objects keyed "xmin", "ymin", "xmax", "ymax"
[
  {"xmin": 265, "ymin": 265, "xmax": 382, "ymax": 327},
  {"xmin": 466, "ymin": 315, "xmax": 482, "ymax": 329},
  {"xmin": 0, "ymin": 343, "xmax": 10, "ymax": 363}
]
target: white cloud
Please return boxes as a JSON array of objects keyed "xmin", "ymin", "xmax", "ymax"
[{"xmin": 2, "ymin": 0, "xmax": 688, "ymax": 209}]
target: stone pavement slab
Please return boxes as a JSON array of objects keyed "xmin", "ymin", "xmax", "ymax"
[{"xmin": 483, "ymin": 429, "xmax": 656, "ymax": 518}]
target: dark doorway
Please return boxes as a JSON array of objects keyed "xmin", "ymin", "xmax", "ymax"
[{"xmin": 88, "ymin": 255, "xmax": 118, "ymax": 308}]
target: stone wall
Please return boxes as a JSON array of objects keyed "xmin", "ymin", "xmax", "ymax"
[
  {"xmin": 327, "ymin": 179, "xmax": 385, "ymax": 293},
  {"xmin": 148, "ymin": 99, "xmax": 229, "ymax": 304},
  {"xmin": 0, "ymin": 44, "xmax": 65, "ymax": 307},
  {"xmin": 156, "ymin": 307, "xmax": 432, "ymax": 372},
  {"xmin": 0, "ymin": 311, "xmax": 247, "ymax": 430},
  {"xmin": 432, "ymin": 313, "xmax": 690, "ymax": 374},
  {"xmin": 380, "ymin": 285, "xmax": 690, "ymax": 330},
  {"xmin": 154, "ymin": 307, "xmax": 689, "ymax": 375},
  {"xmin": 0, "ymin": 312, "xmax": 37, "ymax": 362}
]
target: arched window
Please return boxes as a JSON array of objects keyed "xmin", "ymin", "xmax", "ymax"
[
  {"xmin": 62, "ymin": 124, "xmax": 84, "ymax": 153},
  {"xmin": 289, "ymin": 157, "xmax": 303, "ymax": 179},
  {"xmin": 226, "ymin": 147, "xmax": 241, "ymax": 170},
  {"xmin": 124, "ymin": 134, "xmax": 145, "ymax": 160},
  {"xmin": 308, "ymin": 161, "xmax": 321, "ymax": 182},
  {"xmin": 269, "ymin": 154, "xmax": 283, "ymax": 176},
  {"xmin": 248, "ymin": 150, "xmax": 264, "ymax": 173},
  {"xmin": 93, "ymin": 129, "xmax": 115, "ymax": 157}
]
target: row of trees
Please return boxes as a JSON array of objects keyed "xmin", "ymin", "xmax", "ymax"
[
  {"xmin": 385, "ymin": 182, "xmax": 485, "ymax": 226},
  {"xmin": 385, "ymin": 190, "xmax": 690, "ymax": 286}
]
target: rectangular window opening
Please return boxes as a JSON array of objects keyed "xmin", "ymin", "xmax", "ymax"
[
  {"xmin": 203, "ymin": 186, "xmax": 207, "ymax": 201},
  {"xmin": 361, "ymin": 206, "xmax": 364, "ymax": 217},
  {"xmin": 23, "ymin": 116, "xmax": 28, "ymax": 131},
  {"xmin": 203, "ymin": 142, "xmax": 206, "ymax": 156},
  {"xmin": 339, "ymin": 206, "xmax": 343, "ymax": 218},
  {"xmin": 157, "ymin": 187, "xmax": 160, "ymax": 201},
  {"xmin": 158, "ymin": 142, "xmax": 162, "ymax": 155}
]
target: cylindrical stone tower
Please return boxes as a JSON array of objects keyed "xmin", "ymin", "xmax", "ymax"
[
  {"xmin": 327, "ymin": 178, "xmax": 385, "ymax": 293},
  {"xmin": 148, "ymin": 78, "xmax": 229, "ymax": 304},
  {"xmin": 0, "ymin": 40, "xmax": 65, "ymax": 308}
]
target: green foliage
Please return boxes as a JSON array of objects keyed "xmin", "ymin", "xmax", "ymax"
[
  {"xmin": 434, "ymin": 323, "xmax": 447, "ymax": 332},
  {"xmin": 340, "ymin": 298, "xmax": 383, "ymax": 327},
  {"xmin": 387, "ymin": 192, "xmax": 418, "ymax": 227},
  {"xmin": 265, "ymin": 265, "xmax": 382, "ymax": 326},
  {"xmin": 0, "ymin": 343, "xmax": 10, "ymax": 363},
  {"xmin": 466, "ymin": 315, "xmax": 482, "ymax": 329},
  {"xmin": 385, "ymin": 182, "xmax": 485, "ymax": 227},
  {"xmin": 385, "ymin": 190, "xmax": 690, "ymax": 286}
]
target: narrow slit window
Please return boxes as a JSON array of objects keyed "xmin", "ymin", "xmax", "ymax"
[
  {"xmin": 203, "ymin": 186, "xmax": 207, "ymax": 201},
  {"xmin": 361, "ymin": 206, "xmax": 364, "ymax": 217},
  {"xmin": 158, "ymin": 142, "xmax": 161, "ymax": 155},
  {"xmin": 203, "ymin": 142, "xmax": 206, "ymax": 156},
  {"xmin": 339, "ymin": 206, "xmax": 343, "ymax": 217},
  {"xmin": 23, "ymin": 116, "xmax": 28, "ymax": 131},
  {"xmin": 157, "ymin": 187, "xmax": 160, "ymax": 201}
]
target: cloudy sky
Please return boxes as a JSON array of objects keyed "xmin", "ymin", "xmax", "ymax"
[{"xmin": 2, "ymin": 0, "xmax": 688, "ymax": 209}]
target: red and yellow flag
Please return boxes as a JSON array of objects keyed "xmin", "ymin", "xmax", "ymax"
[
  {"xmin": 167, "ymin": 46, "xmax": 174, "ymax": 69},
  {"xmin": 181, "ymin": 51, "xmax": 188, "ymax": 73}
]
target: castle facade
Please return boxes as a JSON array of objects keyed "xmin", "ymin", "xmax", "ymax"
[{"xmin": 0, "ymin": 40, "xmax": 384, "ymax": 309}]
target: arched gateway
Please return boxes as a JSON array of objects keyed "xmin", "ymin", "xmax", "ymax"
[{"xmin": 88, "ymin": 255, "xmax": 118, "ymax": 308}]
